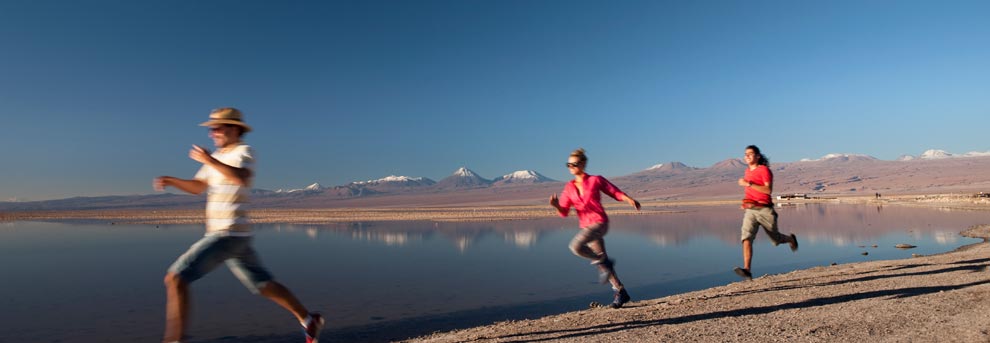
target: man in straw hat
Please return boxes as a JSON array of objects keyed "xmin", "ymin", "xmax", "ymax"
[{"xmin": 154, "ymin": 107, "xmax": 325, "ymax": 343}]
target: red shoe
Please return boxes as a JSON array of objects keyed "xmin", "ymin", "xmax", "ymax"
[{"xmin": 303, "ymin": 313, "xmax": 325, "ymax": 343}]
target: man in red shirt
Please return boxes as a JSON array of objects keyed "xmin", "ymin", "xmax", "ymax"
[{"xmin": 734, "ymin": 145, "xmax": 798, "ymax": 280}]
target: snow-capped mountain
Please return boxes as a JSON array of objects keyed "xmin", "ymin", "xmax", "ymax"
[
  {"xmin": 920, "ymin": 149, "xmax": 954, "ymax": 159},
  {"xmin": 624, "ymin": 161, "xmax": 698, "ymax": 183},
  {"xmin": 348, "ymin": 175, "xmax": 436, "ymax": 193},
  {"xmin": 351, "ymin": 175, "xmax": 436, "ymax": 186},
  {"xmin": 275, "ymin": 182, "xmax": 325, "ymax": 193},
  {"xmin": 452, "ymin": 167, "xmax": 479, "ymax": 178},
  {"xmin": 964, "ymin": 151, "xmax": 990, "ymax": 157},
  {"xmin": 799, "ymin": 153, "xmax": 878, "ymax": 163},
  {"xmin": 435, "ymin": 167, "xmax": 492, "ymax": 189},
  {"xmin": 643, "ymin": 161, "xmax": 695, "ymax": 173},
  {"xmin": 900, "ymin": 149, "xmax": 990, "ymax": 160},
  {"xmin": 493, "ymin": 170, "xmax": 555, "ymax": 186}
]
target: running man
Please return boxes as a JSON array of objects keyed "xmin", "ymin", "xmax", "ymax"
[
  {"xmin": 733, "ymin": 145, "xmax": 799, "ymax": 280},
  {"xmin": 154, "ymin": 108, "xmax": 324, "ymax": 343},
  {"xmin": 550, "ymin": 148, "xmax": 641, "ymax": 308}
]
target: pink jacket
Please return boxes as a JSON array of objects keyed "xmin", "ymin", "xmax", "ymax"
[{"xmin": 555, "ymin": 175, "xmax": 627, "ymax": 228}]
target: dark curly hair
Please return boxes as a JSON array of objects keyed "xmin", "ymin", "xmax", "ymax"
[{"xmin": 745, "ymin": 145, "xmax": 769, "ymax": 166}]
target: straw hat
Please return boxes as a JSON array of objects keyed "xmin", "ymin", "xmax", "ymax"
[{"xmin": 199, "ymin": 107, "xmax": 252, "ymax": 132}]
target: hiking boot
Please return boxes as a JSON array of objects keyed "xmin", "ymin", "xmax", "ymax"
[
  {"xmin": 610, "ymin": 288, "xmax": 631, "ymax": 309},
  {"xmin": 789, "ymin": 233, "xmax": 799, "ymax": 252},
  {"xmin": 733, "ymin": 267, "xmax": 753, "ymax": 280},
  {"xmin": 303, "ymin": 313, "xmax": 325, "ymax": 343},
  {"xmin": 593, "ymin": 258, "xmax": 615, "ymax": 284}
]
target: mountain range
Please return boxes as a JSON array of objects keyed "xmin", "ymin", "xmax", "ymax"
[
  {"xmin": 434, "ymin": 167, "xmax": 494, "ymax": 190},
  {"xmin": 3, "ymin": 150, "xmax": 990, "ymax": 211}
]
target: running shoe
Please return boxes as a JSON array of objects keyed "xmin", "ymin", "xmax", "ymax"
[
  {"xmin": 303, "ymin": 313, "xmax": 325, "ymax": 343},
  {"xmin": 733, "ymin": 267, "xmax": 753, "ymax": 280},
  {"xmin": 610, "ymin": 288, "xmax": 630, "ymax": 309}
]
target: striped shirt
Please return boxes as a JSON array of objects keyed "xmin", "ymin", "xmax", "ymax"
[{"xmin": 194, "ymin": 144, "xmax": 254, "ymax": 236}]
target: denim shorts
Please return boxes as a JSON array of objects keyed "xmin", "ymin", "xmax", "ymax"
[{"xmin": 168, "ymin": 235, "xmax": 273, "ymax": 294}]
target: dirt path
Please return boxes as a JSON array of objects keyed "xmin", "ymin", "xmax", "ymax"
[{"xmin": 406, "ymin": 225, "xmax": 990, "ymax": 343}]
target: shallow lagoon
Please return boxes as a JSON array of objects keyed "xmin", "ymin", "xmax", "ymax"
[{"xmin": 0, "ymin": 204, "xmax": 985, "ymax": 342}]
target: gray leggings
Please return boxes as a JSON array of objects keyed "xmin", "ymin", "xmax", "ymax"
[{"xmin": 569, "ymin": 222, "xmax": 609, "ymax": 261}]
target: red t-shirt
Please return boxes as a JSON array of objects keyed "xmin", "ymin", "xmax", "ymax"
[{"xmin": 744, "ymin": 165, "xmax": 773, "ymax": 205}]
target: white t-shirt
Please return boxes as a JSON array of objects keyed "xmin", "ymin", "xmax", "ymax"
[{"xmin": 194, "ymin": 144, "xmax": 254, "ymax": 236}]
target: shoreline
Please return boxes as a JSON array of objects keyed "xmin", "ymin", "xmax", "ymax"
[
  {"xmin": 402, "ymin": 224, "xmax": 990, "ymax": 342},
  {"xmin": 3, "ymin": 193, "xmax": 988, "ymax": 224}
]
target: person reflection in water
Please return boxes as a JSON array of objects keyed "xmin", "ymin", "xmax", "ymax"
[{"xmin": 550, "ymin": 148, "xmax": 641, "ymax": 308}]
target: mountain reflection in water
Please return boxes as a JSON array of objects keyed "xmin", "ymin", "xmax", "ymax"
[{"xmin": 255, "ymin": 204, "xmax": 971, "ymax": 251}]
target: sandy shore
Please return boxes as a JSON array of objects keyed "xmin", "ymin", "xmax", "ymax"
[{"xmin": 404, "ymin": 224, "xmax": 990, "ymax": 343}]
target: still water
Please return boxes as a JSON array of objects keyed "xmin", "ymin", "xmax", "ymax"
[{"xmin": 0, "ymin": 204, "xmax": 985, "ymax": 342}]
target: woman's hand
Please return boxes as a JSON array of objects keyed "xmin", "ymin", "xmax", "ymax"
[{"xmin": 627, "ymin": 197, "xmax": 641, "ymax": 211}]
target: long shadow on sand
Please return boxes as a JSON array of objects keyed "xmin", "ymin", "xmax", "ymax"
[
  {"xmin": 488, "ymin": 262, "xmax": 990, "ymax": 342},
  {"xmin": 187, "ymin": 272, "xmax": 740, "ymax": 343},
  {"xmin": 705, "ymin": 263, "xmax": 984, "ymax": 300},
  {"xmin": 951, "ymin": 257, "xmax": 990, "ymax": 265},
  {"xmin": 187, "ymin": 290, "xmax": 620, "ymax": 343}
]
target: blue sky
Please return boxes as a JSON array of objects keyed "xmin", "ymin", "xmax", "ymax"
[{"xmin": 2, "ymin": 0, "xmax": 989, "ymax": 201}]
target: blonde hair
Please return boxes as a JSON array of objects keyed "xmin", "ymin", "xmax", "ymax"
[{"xmin": 570, "ymin": 148, "xmax": 588, "ymax": 164}]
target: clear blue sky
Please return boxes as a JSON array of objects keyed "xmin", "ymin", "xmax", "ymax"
[{"xmin": 2, "ymin": 0, "xmax": 989, "ymax": 201}]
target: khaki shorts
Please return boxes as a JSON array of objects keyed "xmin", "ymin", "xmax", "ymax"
[{"xmin": 740, "ymin": 207, "xmax": 787, "ymax": 245}]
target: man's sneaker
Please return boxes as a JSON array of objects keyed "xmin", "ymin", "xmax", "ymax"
[
  {"xmin": 733, "ymin": 267, "xmax": 753, "ymax": 280},
  {"xmin": 789, "ymin": 233, "xmax": 799, "ymax": 252},
  {"xmin": 610, "ymin": 288, "xmax": 630, "ymax": 309},
  {"xmin": 592, "ymin": 258, "xmax": 615, "ymax": 284},
  {"xmin": 303, "ymin": 313, "xmax": 325, "ymax": 343}
]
